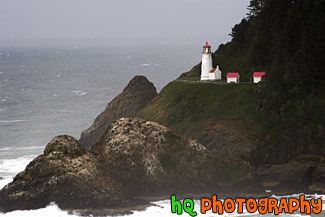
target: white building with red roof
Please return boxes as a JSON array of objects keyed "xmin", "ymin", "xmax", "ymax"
[
  {"xmin": 226, "ymin": 72, "xmax": 240, "ymax": 83},
  {"xmin": 253, "ymin": 72, "xmax": 265, "ymax": 83},
  {"xmin": 209, "ymin": 66, "xmax": 222, "ymax": 80},
  {"xmin": 201, "ymin": 42, "xmax": 222, "ymax": 81}
]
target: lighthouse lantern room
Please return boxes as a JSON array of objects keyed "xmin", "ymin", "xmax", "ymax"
[{"xmin": 201, "ymin": 42, "xmax": 222, "ymax": 81}]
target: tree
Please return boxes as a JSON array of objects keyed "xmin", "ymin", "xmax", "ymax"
[{"xmin": 247, "ymin": 0, "xmax": 266, "ymax": 17}]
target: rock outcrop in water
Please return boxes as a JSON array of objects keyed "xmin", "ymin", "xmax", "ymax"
[
  {"xmin": 0, "ymin": 135, "xmax": 131, "ymax": 212},
  {"xmin": 0, "ymin": 118, "xmax": 263, "ymax": 212},
  {"xmin": 79, "ymin": 76, "xmax": 157, "ymax": 149}
]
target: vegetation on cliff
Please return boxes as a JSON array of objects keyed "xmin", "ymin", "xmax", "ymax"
[{"xmin": 140, "ymin": 0, "xmax": 325, "ymax": 165}]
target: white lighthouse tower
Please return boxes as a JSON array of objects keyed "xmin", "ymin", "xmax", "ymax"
[
  {"xmin": 201, "ymin": 42, "xmax": 213, "ymax": 81},
  {"xmin": 200, "ymin": 42, "xmax": 222, "ymax": 81}
]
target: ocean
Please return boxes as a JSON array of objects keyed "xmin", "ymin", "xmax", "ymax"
[{"xmin": 0, "ymin": 45, "xmax": 324, "ymax": 216}]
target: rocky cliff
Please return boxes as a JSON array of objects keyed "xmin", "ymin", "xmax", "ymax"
[
  {"xmin": 138, "ymin": 82, "xmax": 260, "ymax": 162},
  {"xmin": 91, "ymin": 117, "xmax": 262, "ymax": 196},
  {"xmin": 0, "ymin": 135, "xmax": 131, "ymax": 212},
  {"xmin": 80, "ymin": 75, "xmax": 157, "ymax": 149},
  {"xmin": 0, "ymin": 118, "xmax": 263, "ymax": 212}
]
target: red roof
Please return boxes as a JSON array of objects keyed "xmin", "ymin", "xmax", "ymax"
[
  {"xmin": 203, "ymin": 42, "xmax": 211, "ymax": 47},
  {"xmin": 210, "ymin": 68, "xmax": 216, "ymax": 73},
  {"xmin": 226, "ymin": 73, "xmax": 239, "ymax": 78},
  {"xmin": 253, "ymin": 72, "xmax": 265, "ymax": 77}
]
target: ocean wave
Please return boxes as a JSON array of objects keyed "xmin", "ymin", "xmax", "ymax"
[
  {"xmin": 76, "ymin": 92, "xmax": 87, "ymax": 96},
  {"xmin": 141, "ymin": 63, "xmax": 152, "ymax": 67},
  {"xmin": 0, "ymin": 146, "xmax": 43, "ymax": 152},
  {"xmin": 0, "ymin": 203, "xmax": 78, "ymax": 217},
  {"xmin": 0, "ymin": 155, "xmax": 35, "ymax": 175},
  {"xmin": 0, "ymin": 120, "xmax": 27, "ymax": 123},
  {"xmin": 0, "ymin": 190, "xmax": 322, "ymax": 216},
  {"xmin": 0, "ymin": 178, "xmax": 12, "ymax": 190},
  {"xmin": 70, "ymin": 91, "xmax": 88, "ymax": 96}
]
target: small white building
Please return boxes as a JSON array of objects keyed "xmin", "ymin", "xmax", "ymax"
[
  {"xmin": 209, "ymin": 66, "xmax": 222, "ymax": 80},
  {"xmin": 201, "ymin": 42, "xmax": 222, "ymax": 81},
  {"xmin": 226, "ymin": 73, "xmax": 240, "ymax": 83},
  {"xmin": 253, "ymin": 72, "xmax": 265, "ymax": 83}
]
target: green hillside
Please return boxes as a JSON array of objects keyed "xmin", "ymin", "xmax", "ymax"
[
  {"xmin": 138, "ymin": 81, "xmax": 324, "ymax": 165},
  {"xmin": 139, "ymin": 81, "xmax": 258, "ymax": 133},
  {"xmin": 139, "ymin": 0, "xmax": 325, "ymax": 166}
]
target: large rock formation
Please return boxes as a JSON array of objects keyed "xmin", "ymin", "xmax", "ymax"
[
  {"xmin": 91, "ymin": 117, "xmax": 263, "ymax": 196},
  {"xmin": 0, "ymin": 118, "xmax": 263, "ymax": 212},
  {"xmin": 80, "ymin": 76, "xmax": 157, "ymax": 149},
  {"xmin": 0, "ymin": 135, "xmax": 131, "ymax": 212}
]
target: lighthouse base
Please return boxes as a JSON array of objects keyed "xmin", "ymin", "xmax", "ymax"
[{"xmin": 200, "ymin": 75, "xmax": 210, "ymax": 81}]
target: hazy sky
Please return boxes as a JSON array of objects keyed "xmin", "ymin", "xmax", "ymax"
[{"xmin": 0, "ymin": 0, "xmax": 250, "ymax": 47}]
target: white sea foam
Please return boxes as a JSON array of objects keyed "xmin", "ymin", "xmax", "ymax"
[
  {"xmin": 70, "ymin": 91, "xmax": 87, "ymax": 96},
  {"xmin": 77, "ymin": 92, "xmax": 87, "ymax": 96},
  {"xmin": 0, "ymin": 203, "xmax": 79, "ymax": 217},
  {"xmin": 0, "ymin": 120, "xmax": 27, "ymax": 123},
  {"xmin": 0, "ymin": 178, "xmax": 12, "ymax": 190},
  {"xmin": 0, "ymin": 146, "xmax": 43, "ymax": 152},
  {"xmin": 141, "ymin": 63, "xmax": 152, "ymax": 67},
  {"xmin": 0, "ymin": 155, "xmax": 35, "ymax": 176}
]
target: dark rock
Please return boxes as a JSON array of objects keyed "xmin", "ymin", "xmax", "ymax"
[
  {"xmin": 79, "ymin": 76, "xmax": 157, "ymax": 149},
  {"xmin": 257, "ymin": 159, "xmax": 325, "ymax": 193},
  {"xmin": 91, "ymin": 117, "xmax": 263, "ymax": 196},
  {"xmin": 310, "ymin": 163, "xmax": 325, "ymax": 192},
  {"xmin": 264, "ymin": 125, "xmax": 324, "ymax": 165},
  {"xmin": 197, "ymin": 118, "xmax": 255, "ymax": 162},
  {"xmin": 0, "ymin": 135, "xmax": 131, "ymax": 212}
]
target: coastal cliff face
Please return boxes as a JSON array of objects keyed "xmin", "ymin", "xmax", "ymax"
[
  {"xmin": 138, "ymin": 82, "xmax": 260, "ymax": 162},
  {"xmin": 138, "ymin": 80, "xmax": 325, "ymax": 166},
  {"xmin": 80, "ymin": 75, "xmax": 157, "ymax": 149},
  {"xmin": 137, "ymin": 80, "xmax": 324, "ymax": 190},
  {"xmin": 91, "ymin": 117, "xmax": 262, "ymax": 196},
  {"xmin": 0, "ymin": 135, "xmax": 130, "ymax": 212},
  {"xmin": 0, "ymin": 118, "xmax": 262, "ymax": 212}
]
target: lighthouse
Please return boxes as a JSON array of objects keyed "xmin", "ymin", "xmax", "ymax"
[
  {"xmin": 201, "ymin": 42, "xmax": 213, "ymax": 81},
  {"xmin": 200, "ymin": 42, "xmax": 222, "ymax": 81}
]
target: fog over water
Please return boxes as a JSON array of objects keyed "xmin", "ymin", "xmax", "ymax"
[{"xmin": 0, "ymin": 0, "xmax": 250, "ymax": 47}]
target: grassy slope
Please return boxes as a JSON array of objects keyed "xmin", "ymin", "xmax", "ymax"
[
  {"xmin": 138, "ymin": 80, "xmax": 325, "ymax": 166},
  {"xmin": 139, "ymin": 81, "xmax": 260, "ymax": 134}
]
